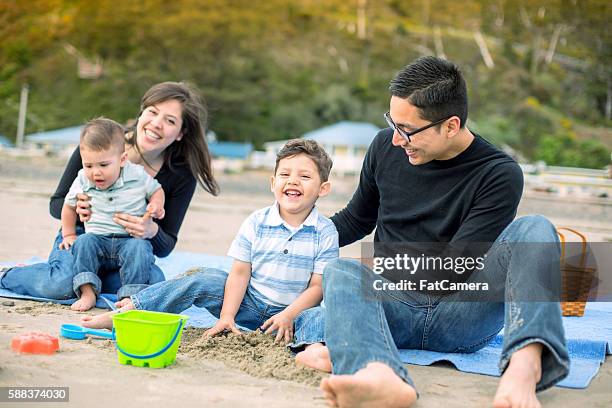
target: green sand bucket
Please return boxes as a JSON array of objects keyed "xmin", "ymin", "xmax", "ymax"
[{"xmin": 111, "ymin": 310, "xmax": 188, "ymax": 368}]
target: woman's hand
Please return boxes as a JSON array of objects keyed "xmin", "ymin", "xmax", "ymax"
[
  {"xmin": 75, "ymin": 193, "xmax": 92, "ymax": 222},
  {"xmin": 113, "ymin": 212, "xmax": 159, "ymax": 239}
]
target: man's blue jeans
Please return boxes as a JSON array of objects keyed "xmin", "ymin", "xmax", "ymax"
[
  {"xmin": 72, "ymin": 233, "xmax": 154, "ymax": 299},
  {"xmin": 131, "ymin": 267, "xmax": 325, "ymax": 348},
  {"xmin": 0, "ymin": 227, "xmax": 165, "ymax": 299},
  {"xmin": 323, "ymin": 215, "xmax": 569, "ymax": 392}
]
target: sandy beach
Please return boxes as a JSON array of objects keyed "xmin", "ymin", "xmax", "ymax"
[{"xmin": 1, "ymin": 153, "xmax": 611, "ymax": 407}]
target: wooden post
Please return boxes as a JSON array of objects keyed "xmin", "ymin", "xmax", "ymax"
[{"xmin": 16, "ymin": 84, "xmax": 29, "ymax": 148}]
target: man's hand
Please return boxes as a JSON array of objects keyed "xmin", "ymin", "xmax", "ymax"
[
  {"xmin": 204, "ymin": 317, "xmax": 242, "ymax": 337},
  {"xmin": 59, "ymin": 234, "xmax": 77, "ymax": 250},
  {"xmin": 261, "ymin": 311, "xmax": 294, "ymax": 344}
]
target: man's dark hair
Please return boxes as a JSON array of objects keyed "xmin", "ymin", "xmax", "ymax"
[
  {"xmin": 389, "ymin": 56, "xmax": 468, "ymax": 128},
  {"xmin": 275, "ymin": 139, "xmax": 333, "ymax": 182}
]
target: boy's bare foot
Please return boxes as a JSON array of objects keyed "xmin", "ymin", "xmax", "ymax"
[
  {"xmin": 71, "ymin": 285, "xmax": 97, "ymax": 312},
  {"xmin": 80, "ymin": 312, "xmax": 117, "ymax": 330},
  {"xmin": 296, "ymin": 343, "xmax": 332, "ymax": 372},
  {"xmin": 319, "ymin": 362, "xmax": 417, "ymax": 408},
  {"xmin": 493, "ymin": 343, "xmax": 543, "ymax": 408},
  {"xmin": 81, "ymin": 298, "xmax": 136, "ymax": 329}
]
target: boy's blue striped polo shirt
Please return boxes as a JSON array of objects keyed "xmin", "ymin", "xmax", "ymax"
[{"xmin": 228, "ymin": 202, "xmax": 339, "ymax": 307}]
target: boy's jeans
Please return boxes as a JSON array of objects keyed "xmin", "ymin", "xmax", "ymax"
[
  {"xmin": 72, "ymin": 233, "xmax": 154, "ymax": 299},
  {"xmin": 323, "ymin": 215, "xmax": 569, "ymax": 392},
  {"xmin": 131, "ymin": 267, "xmax": 325, "ymax": 348},
  {"xmin": 0, "ymin": 227, "xmax": 165, "ymax": 299}
]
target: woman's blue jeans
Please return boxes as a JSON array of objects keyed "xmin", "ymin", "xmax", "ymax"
[
  {"xmin": 323, "ymin": 215, "xmax": 569, "ymax": 392},
  {"xmin": 131, "ymin": 267, "xmax": 325, "ymax": 348},
  {"xmin": 0, "ymin": 227, "xmax": 165, "ymax": 299}
]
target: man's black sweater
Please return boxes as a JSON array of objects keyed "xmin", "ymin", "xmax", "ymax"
[{"xmin": 331, "ymin": 128, "xmax": 523, "ymax": 247}]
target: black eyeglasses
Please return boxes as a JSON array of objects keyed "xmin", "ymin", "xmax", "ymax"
[{"xmin": 384, "ymin": 111, "xmax": 452, "ymax": 143}]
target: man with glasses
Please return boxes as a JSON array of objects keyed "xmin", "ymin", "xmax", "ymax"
[{"xmin": 297, "ymin": 56, "xmax": 567, "ymax": 408}]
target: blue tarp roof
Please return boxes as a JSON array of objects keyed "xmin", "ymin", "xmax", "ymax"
[
  {"xmin": 208, "ymin": 141, "xmax": 253, "ymax": 159},
  {"xmin": 26, "ymin": 126, "xmax": 82, "ymax": 146},
  {"xmin": 301, "ymin": 121, "xmax": 381, "ymax": 147},
  {"xmin": 0, "ymin": 135, "xmax": 14, "ymax": 147}
]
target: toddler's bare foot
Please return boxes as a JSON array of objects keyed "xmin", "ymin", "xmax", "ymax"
[
  {"xmin": 493, "ymin": 343, "xmax": 543, "ymax": 408},
  {"xmin": 71, "ymin": 285, "xmax": 97, "ymax": 312},
  {"xmin": 320, "ymin": 362, "xmax": 417, "ymax": 408},
  {"xmin": 296, "ymin": 343, "xmax": 332, "ymax": 372},
  {"xmin": 81, "ymin": 298, "xmax": 136, "ymax": 329},
  {"xmin": 114, "ymin": 297, "xmax": 132, "ymax": 308}
]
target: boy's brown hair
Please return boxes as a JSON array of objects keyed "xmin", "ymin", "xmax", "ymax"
[
  {"xmin": 80, "ymin": 117, "xmax": 125, "ymax": 153},
  {"xmin": 275, "ymin": 139, "xmax": 333, "ymax": 182}
]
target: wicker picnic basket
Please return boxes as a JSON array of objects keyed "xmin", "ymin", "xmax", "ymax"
[{"xmin": 557, "ymin": 227, "xmax": 596, "ymax": 317}]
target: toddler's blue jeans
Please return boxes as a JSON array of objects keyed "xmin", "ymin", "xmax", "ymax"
[{"xmin": 72, "ymin": 232, "xmax": 154, "ymax": 299}]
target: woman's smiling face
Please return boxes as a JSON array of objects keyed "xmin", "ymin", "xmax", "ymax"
[{"xmin": 136, "ymin": 99, "xmax": 184, "ymax": 156}]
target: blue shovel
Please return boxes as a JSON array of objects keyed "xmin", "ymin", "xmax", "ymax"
[{"xmin": 60, "ymin": 324, "xmax": 115, "ymax": 340}]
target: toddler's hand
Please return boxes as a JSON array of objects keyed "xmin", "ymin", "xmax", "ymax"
[
  {"xmin": 261, "ymin": 312, "xmax": 294, "ymax": 344},
  {"xmin": 146, "ymin": 203, "xmax": 165, "ymax": 220},
  {"xmin": 204, "ymin": 317, "xmax": 241, "ymax": 337},
  {"xmin": 59, "ymin": 234, "xmax": 77, "ymax": 250}
]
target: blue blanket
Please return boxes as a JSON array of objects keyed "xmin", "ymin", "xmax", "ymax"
[{"xmin": 2, "ymin": 252, "xmax": 610, "ymax": 389}]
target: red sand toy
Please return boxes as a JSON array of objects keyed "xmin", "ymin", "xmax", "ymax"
[{"xmin": 11, "ymin": 332, "xmax": 59, "ymax": 355}]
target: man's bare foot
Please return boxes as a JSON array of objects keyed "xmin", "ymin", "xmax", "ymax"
[
  {"xmin": 81, "ymin": 298, "xmax": 136, "ymax": 329},
  {"xmin": 71, "ymin": 285, "xmax": 97, "ymax": 312},
  {"xmin": 319, "ymin": 362, "xmax": 417, "ymax": 408},
  {"xmin": 493, "ymin": 343, "xmax": 543, "ymax": 408},
  {"xmin": 296, "ymin": 343, "xmax": 332, "ymax": 372}
]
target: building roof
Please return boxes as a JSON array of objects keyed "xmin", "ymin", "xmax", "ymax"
[
  {"xmin": 209, "ymin": 141, "xmax": 253, "ymax": 160},
  {"xmin": 301, "ymin": 121, "xmax": 381, "ymax": 147},
  {"xmin": 0, "ymin": 134, "xmax": 14, "ymax": 147},
  {"xmin": 23, "ymin": 127, "xmax": 248, "ymax": 159},
  {"xmin": 26, "ymin": 126, "xmax": 82, "ymax": 146}
]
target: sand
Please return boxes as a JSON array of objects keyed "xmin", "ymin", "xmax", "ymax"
[
  {"xmin": 0, "ymin": 301, "xmax": 325, "ymax": 408},
  {"xmin": 180, "ymin": 328, "xmax": 325, "ymax": 386},
  {"xmin": 10, "ymin": 302, "xmax": 68, "ymax": 316},
  {"xmin": 1, "ymin": 152, "xmax": 611, "ymax": 407}
]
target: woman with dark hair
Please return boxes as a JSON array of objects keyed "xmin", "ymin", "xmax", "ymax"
[{"xmin": 0, "ymin": 81, "xmax": 219, "ymax": 299}]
